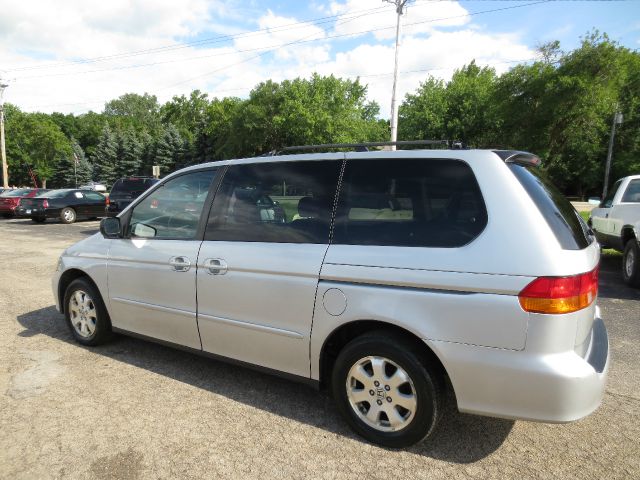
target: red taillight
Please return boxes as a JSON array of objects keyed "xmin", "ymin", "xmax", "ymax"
[
  {"xmin": 106, "ymin": 196, "xmax": 110, "ymax": 205},
  {"xmin": 519, "ymin": 267, "xmax": 598, "ymax": 314},
  {"xmin": 43, "ymin": 199, "xmax": 49, "ymax": 208}
]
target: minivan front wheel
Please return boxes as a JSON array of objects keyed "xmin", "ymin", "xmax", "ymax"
[
  {"xmin": 623, "ymin": 239, "xmax": 640, "ymax": 288},
  {"xmin": 64, "ymin": 278, "xmax": 112, "ymax": 345},
  {"xmin": 332, "ymin": 332, "xmax": 442, "ymax": 447}
]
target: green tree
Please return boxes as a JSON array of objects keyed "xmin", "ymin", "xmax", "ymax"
[
  {"xmin": 160, "ymin": 90, "xmax": 210, "ymax": 143},
  {"xmin": 51, "ymin": 139, "xmax": 92, "ymax": 188},
  {"xmin": 6, "ymin": 112, "xmax": 72, "ymax": 187},
  {"xmin": 200, "ymin": 96, "xmax": 244, "ymax": 161},
  {"xmin": 115, "ymin": 127, "xmax": 143, "ymax": 178},
  {"xmin": 494, "ymin": 32, "xmax": 638, "ymax": 195},
  {"xmin": 104, "ymin": 93, "xmax": 161, "ymax": 132},
  {"xmin": 399, "ymin": 62, "xmax": 498, "ymax": 146},
  {"xmin": 154, "ymin": 124, "xmax": 184, "ymax": 176},
  {"xmin": 91, "ymin": 124, "xmax": 119, "ymax": 185},
  {"xmin": 399, "ymin": 77, "xmax": 448, "ymax": 141},
  {"xmin": 229, "ymin": 74, "xmax": 385, "ymax": 156}
]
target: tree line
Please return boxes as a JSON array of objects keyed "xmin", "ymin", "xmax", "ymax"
[{"xmin": 3, "ymin": 32, "xmax": 638, "ymax": 197}]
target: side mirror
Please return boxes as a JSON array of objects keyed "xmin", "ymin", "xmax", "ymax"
[{"xmin": 100, "ymin": 217, "xmax": 122, "ymax": 238}]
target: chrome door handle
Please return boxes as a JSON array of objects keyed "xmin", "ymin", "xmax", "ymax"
[
  {"xmin": 169, "ymin": 256, "xmax": 191, "ymax": 272},
  {"xmin": 203, "ymin": 258, "xmax": 228, "ymax": 275}
]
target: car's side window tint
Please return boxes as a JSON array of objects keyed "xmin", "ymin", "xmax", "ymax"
[
  {"xmin": 205, "ymin": 161, "xmax": 342, "ymax": 243},
  {"xmin": 333, "ymin": 158, "xmax": 487, "ymax": 248},
  {"xmin": 129, "ymin": 169, "xmax": 217, "ymax": 240}
]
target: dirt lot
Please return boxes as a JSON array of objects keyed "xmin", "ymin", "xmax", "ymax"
[{"xmin": 0, "ymin": 218, "xmax": 639, "ymax": 479}]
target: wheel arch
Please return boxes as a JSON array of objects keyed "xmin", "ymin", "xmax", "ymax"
[
  {"xmin": 622, "ymin": 225, "xmax": 637, "ymax": 246},
  {"xmin": 58, "ymin": 269, "xmax": 101, "ymax": 314},
  {"xmin": 318, "ymin": 320, "xmax": 452, "ymax": 396}
]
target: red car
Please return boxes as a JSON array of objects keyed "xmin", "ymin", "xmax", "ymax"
[{"xmin": 0, "ymin": 188, "xmax": 49, "ymax": 218}]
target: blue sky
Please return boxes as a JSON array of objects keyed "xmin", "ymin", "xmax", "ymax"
[{"xmin": 1, "ymin": 0, "xmax": 638, "ymax": 116}]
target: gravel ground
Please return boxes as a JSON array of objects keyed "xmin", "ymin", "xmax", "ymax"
[{"xmin": 0, "ymin": 218, "xmax": 639, "ymax": 480}]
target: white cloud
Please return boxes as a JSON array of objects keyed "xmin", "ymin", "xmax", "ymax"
[
  {"xmin": 329, "ymin": 0, "xmax": 470, "ymax": 40},
  {"xmin": 0, "ymin": 1, "xmax": 534, "ymax": 119}
]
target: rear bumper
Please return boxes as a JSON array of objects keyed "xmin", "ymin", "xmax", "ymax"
[
  {"xmin": 17, "ymin": 207, "xmax": 60, "ymax": 219},
  {"xmin": 0, "ymin": 205, "xmax": 17, "ymax": 216},
  {"xmin": 427, "ymin": 316, "xmax": 609, "ymax": 423}
]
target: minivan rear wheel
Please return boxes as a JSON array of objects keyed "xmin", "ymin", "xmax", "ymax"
[
  {"xmin": 331, "ymin": 331, "xmax": 442, "ymax": 447},
  {"xmin": 623, "ymin": 239, "xmax": 640, "ymax": 288},
  {"xmin": 64, "ymin": 278, "xmax": 112, "ymax": 345}
]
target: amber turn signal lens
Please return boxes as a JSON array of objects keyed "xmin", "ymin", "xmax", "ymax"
[{"xmin": 518, "ymin": 268, "xmax": 598, "ymax": 314}]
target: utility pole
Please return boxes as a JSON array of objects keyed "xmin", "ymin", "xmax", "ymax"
[
  {"xmin": 0, "ymin": 78, "xmax": 9, "ymax": 189},
  {"xmin": 602, "ymin": 111, "xmax": 623, "ymax": 199},
  {"xmin": 385, "ymin": 0, "xmax": 409, "ymax": 151},
  {"xmin": 73, "ymin": 152, "xmax": 78, "ymax": 188}
]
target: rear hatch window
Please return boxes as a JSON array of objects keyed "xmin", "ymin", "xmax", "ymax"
[{"xmin": 509, "ymin": 164, "xmax": 592, "ymax": 250}]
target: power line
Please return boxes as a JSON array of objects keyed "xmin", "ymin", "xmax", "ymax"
[
  {"xmin": 5, "ymin": 5, "xmax": 397, "ymax": 74},
  {"xmin": 160, "ymin": 0, "xmax": 550, "ymax": 91},
  {"xmin": 20, "ymin": 56, "xmax": 542, "ymax": 111},
  {"xmin": 14, "ymin": 0, "xmax": 550, "ymax": 82}
]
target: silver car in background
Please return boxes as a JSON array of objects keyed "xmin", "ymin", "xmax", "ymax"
[{"xmin": 52, "ymin": 146, "xmax": 609, "ymax": 447}]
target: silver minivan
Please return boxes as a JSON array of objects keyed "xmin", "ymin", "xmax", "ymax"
[{"xmin": 52, "ymin": 147, "xmax": 609, "ymax": 447}]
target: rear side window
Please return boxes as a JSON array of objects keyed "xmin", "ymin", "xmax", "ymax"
[
  {"xmin": 205, "ymin": 160, "xmax": 342, "ymax": 244},
  {"xmin": 621, "ymin": 179, "xmax": 640, "ymax": 203},
  {"xmin": 333, "ymin": 158, "xmax": 487, "ymax": 248},
  {"xmin": 509, "ymin": 164, "xmax": 591, "ymax": 250}
]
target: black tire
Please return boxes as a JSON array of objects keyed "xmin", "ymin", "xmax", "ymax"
[
  {"xmin": 31, "ymin": 217, "xmax": 46, "ymax": 223},
  {"xmin": 2, "ymin": 213, "xmax": 12, "ymax": 218},
  {"xmin": 332, "ymin": 331, "xmax": 443, "ymax": 448},
  {"xmin": 622, "ymin": 239, "xmax": 640, "ymax": 288},
  {"xmin": 60, "ymin": 207, "xmax": 76, "ymax": 224},
  {"xmin": 63, "ymin": 278, "xmax": 113, "ymax": 346}
]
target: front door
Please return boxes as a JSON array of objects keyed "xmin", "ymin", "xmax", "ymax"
[
  {"xmin": 107, "ymin": 169, "xmax": 218, "ymax": 349},
  {"xmin": 196, "ymin": 158, "xmax": 343, "ymax": 377},
  {"xmin": 592, "ymin": 179, "xmax": 622, "ymax": 238}
]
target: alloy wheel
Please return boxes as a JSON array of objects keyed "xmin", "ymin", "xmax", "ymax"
[
  {"xmin": 346, "ymin": 356, "xmax": 418, "ymax": 432},
  {"xmin": 68, "ymin": 290, "xmax": 97, "ymax": 338}
]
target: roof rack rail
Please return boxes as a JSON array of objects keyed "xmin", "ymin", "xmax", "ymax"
[{"xmin": 279, "ymin": 140, "xmax": 452, "ymax": 153}]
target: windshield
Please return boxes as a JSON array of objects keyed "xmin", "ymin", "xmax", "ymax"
[{"xmin": 1, "ymin": 189, "xmax": 33, "ymax": 197}]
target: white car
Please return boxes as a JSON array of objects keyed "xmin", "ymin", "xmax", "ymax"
[
  {"xmin": 52, "ymin": 145, "xmax": 609, "ymax": 447},
  {"xmin": 79, "ymin": 181, "xmax": 107, "ymax": 193},
  {"xmin": 589, "ymin": 174, "xmax": 640, "ymax": 286}
]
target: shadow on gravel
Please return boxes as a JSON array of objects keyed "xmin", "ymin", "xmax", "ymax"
[
  {"xmin": 599, "ymin": 255, "xmax": 640, "ymax": 301},
  {"xmin": 17, "ymin": 305, "xmax": 513, "ymax": 462}
]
